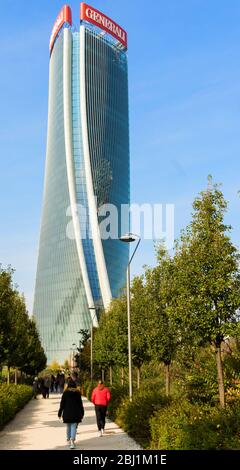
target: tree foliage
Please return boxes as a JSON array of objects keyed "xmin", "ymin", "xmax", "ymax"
[
  {"xmin": 90, "ymin": 179, "xmax": 240, "ymax": 408},
  {"xmin": 0, "ymin": 266, "xmax": 47, "ymax": 376},
  {"xmin": 144, "ymin": 246, "xmax": 179, "ymax": 394},
  {"xmin": 172, "ymin": 178, "xmax": 240, "ymax": 406},
  {"xmin": 94, "ymin": 297, "xmax": 128, "ymax": 371}
]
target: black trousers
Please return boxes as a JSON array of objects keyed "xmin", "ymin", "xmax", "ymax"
[{"xmin": 95, "ymin": 405, "xmax": 107, "ymax": 430}]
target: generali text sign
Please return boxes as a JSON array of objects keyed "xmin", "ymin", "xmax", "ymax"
[
  {"xmin": 49, "ymin": 5, "xmax": 72, "ymax": 53},
  {"xmin": 80, "ymin": 3, "xmax": 127, "ymax": 49}
]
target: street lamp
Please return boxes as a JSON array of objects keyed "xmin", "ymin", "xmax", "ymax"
[
  {"xmin": 88, "ymin": 307, "xmax": 99, "ymax": 383},
  {"xmin": 77, "ymin": 332, "xmax": 83, "ymax": 369},
  {"xmin": 72, "ymin": 343, "xmax": 77, "ymax": 368},
  {"xmin": 119, "ymin": 233, "xmax": 141, "ymax": 402}
]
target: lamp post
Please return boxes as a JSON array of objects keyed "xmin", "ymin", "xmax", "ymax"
[
  {"xmin": 72, "ymin": 343, "xmax": 77, "ymax": 369},
  {"xmin": 88, "ymin": 307, "xmax": 99, "ymax": 383},
  {"xmin": 77, "ymin": 331, "xmax": 82, "ymax": 369},
  {"xmin": 119, "ymin": 233, "xmax": 141, "ymax": 402}
]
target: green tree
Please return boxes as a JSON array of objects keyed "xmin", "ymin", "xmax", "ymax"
[
  {"xmin": 93, "ymin": 297, "xmax": 128, "ymax": 383},
  {"xmin": 5, "ymin": 293, "xmax": 30, "ymax": 379},
  {"xmin": 0, "ymin": 265, "xmax": 46, "ymax": 378},
  {"xmin": 21, "ymin": 319, "xmax": 46, "ymax": 376},
  {"xmin": 131, "ymin": 276, "xmax": 151, "ymax": 388},
  {"xmin": 93, "ymin": 311, "xmax": 116, "ymax": 382},
  {"xmin": 78, "ymin": 329, "xmax": 91, "ymax": 375},
  {"xmin": 0, "ymin": 266, "xmax": 15, "ymax": 367},
  {"xmin": 145, "ymin": 247, "xmax": 178, "ymax": 396},
  {"xmin": 109, "ymin": 297, "xmax": 128, "ymax": 372},
  {"xmin": 173, "ymin": 178, "xmax": 240, "ymax": 407}
]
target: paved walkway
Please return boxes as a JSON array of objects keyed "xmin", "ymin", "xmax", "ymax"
[{"xmin": 0, "ymin": 394, "xmax": 141, "ymax": 450}]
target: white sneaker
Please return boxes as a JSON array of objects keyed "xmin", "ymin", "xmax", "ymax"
[
  {"xmin": 98, "ymin": 431, "xmax": 102, "ymax": 437},
  {"xmin": 101, "ymin": 429, "xmax": 104, "ymax": 436},
  {"xmin": 69, "ymin": 439, "xmax": 75, "ymax": 449}
]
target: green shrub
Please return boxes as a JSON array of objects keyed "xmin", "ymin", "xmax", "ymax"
[
  {"xmin": 107, "ymin": 384, "xmax": 128, "ymax": 420},
  {"xmin": 114, "ymin": 387, "xmax": 170, "ymax": 448},
  {"xmin": 82, "ymin": 381, "xmax": 95, "ymax": 400},
  {"xmin": 0, "ymin": 384, "xmax": 33, "ymax": 429},
  {"xmin": 150, "ymin": 399, "xmax": 240, "ymax": 450},
  {"xmin": 174, "ymin": 348, "xmax": 219, "ymax": 404}
]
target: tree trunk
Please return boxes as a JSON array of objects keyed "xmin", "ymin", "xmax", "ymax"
[
  {"xmin": 216, "ymin": 343, "xmax": 225, "ymax": 408},
  {"xmin": 137, "ymin": 367, "xmax": 141, "ymax": 389},
  {"xmin": 121, "ymin": 367, "xmax": 124, "ymax": 386},
  {"xmin": 101, "ymin": 369, "xmax": 104, "ymax": 382},
  {"xmin": 15, "ymin": 369, "xmax": 17, "ymax": 385},
  {"xmin": 7, "ymin": 366, "xmax": 10, "ymax": 385},
  {"xmin": 109, "ymin": 366, "xmax": 113, "ymax": 385},
  {"xmin": 165, "ymin": 363, "xmax": 170, "ymax": 396}
]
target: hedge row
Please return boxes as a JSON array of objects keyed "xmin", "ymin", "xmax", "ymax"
[
  {"xmin": 113, "ymin": 388, "xmax": 170, "ymax": 448},
  {"xmin": 150, "ymin": 399, "xmax": 240, "ymax": 450},
  {"xmin": 0, "ymin": 385, "xmax": 33, "ymax": 429},
  {"xmin": 83, "ymin": 381, "xmax": 240, "ymax": 449}
]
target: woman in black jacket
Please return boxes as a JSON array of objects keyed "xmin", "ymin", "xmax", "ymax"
[{"xmin": 58, "ymin": 380, "xmax": 84, "ymax": 449}]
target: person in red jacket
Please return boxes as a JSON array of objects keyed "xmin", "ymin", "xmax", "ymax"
[{"xmin": 91, "ymin": 380, "xmax": 111, "ymax": 437}]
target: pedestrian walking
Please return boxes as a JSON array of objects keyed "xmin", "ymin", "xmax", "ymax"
[
  {"xmin": 32, "ymin": 377, "xmax": 39, "ymax": 399},
  {"xmin": 44, "ymin": 376, "xmax": 51, "ymax": 398},
  {"xmin": 58, "ymin": 379, "xmax": 84, "ymax": 449},
  {"xmin": 59, "ymin": 373, "xmax": 65, "ymax": 394},
  {"xmin": 91, "ymin": 380, "xmax": 111, "ymax": 437},
  {"xmin": 50, "ymin": 374, "xmax": 55, "ymax": 393},
  {"xmin": 55, "ymin": 373, "xmax": 60, "ymax": 393},
  {"xmin": 40, "ymin": 377, "xmax": 47, "ymax": 398}
]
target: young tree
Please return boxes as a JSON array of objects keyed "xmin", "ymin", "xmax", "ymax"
[
  {"xmin": 76, "ymin": 329, "xmax": 92, "ymax": 375},
  {"xmin": 0, "ymin": 266, "xmax": 46, "ymax": 378},
  {"xmin": 131, "ymin": 276, "xmax": 151, "ymax": 388},
  {"xmin": 145, "ymin": 247, "xmax": 178, "ymax": 396},
  {"xmin": 93, "ymin": 297, "xmax": 128, "ymax": 384},
  {"xmin": 173, "ymin": 178, "xmax": 240, "ymax": 407},
  {"xmin": 21, "ymin": 319, "xmax": 47, "ymax": 376},
  {"xmin": 109, "ymin": 297, "xmax": 128, "ymax": 373},
  {"xmin": 5, "ymin": 292, "xmax": 30, "ymax": 380},
  {"xmin": 93, "ymin": 313, "xmax": 113, "ymax": 380},
  {"xmin": 0, "ymin": 266, "xmax": 15, "ymax": 367}
]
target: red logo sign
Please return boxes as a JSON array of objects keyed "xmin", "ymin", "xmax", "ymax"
[
  {"xmin": 80, "ymin": 3, "xmax": 127, "ymax": 49},
  {"xmin": 49, "ymin": 5, "xmax": 72, "ymax": 54}
]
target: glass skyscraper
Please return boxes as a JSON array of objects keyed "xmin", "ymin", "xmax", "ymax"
[{"xmin": 33, "ymin": 4, "xmax": 129, "ymax": 364}]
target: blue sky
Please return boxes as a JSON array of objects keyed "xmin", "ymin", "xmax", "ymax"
[{"xmin": 1, "ymin": 0, "xmax": 240, "ymax": 313}]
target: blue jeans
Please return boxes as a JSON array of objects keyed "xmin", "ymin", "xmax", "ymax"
[{"xmin": 66, "ymin": 423, "xmax": 77, "ymax": 441}]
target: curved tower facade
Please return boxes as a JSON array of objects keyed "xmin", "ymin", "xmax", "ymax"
[{"xmin": 33, "ymin": 4, "xmax": 129, "ymax": 364}]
